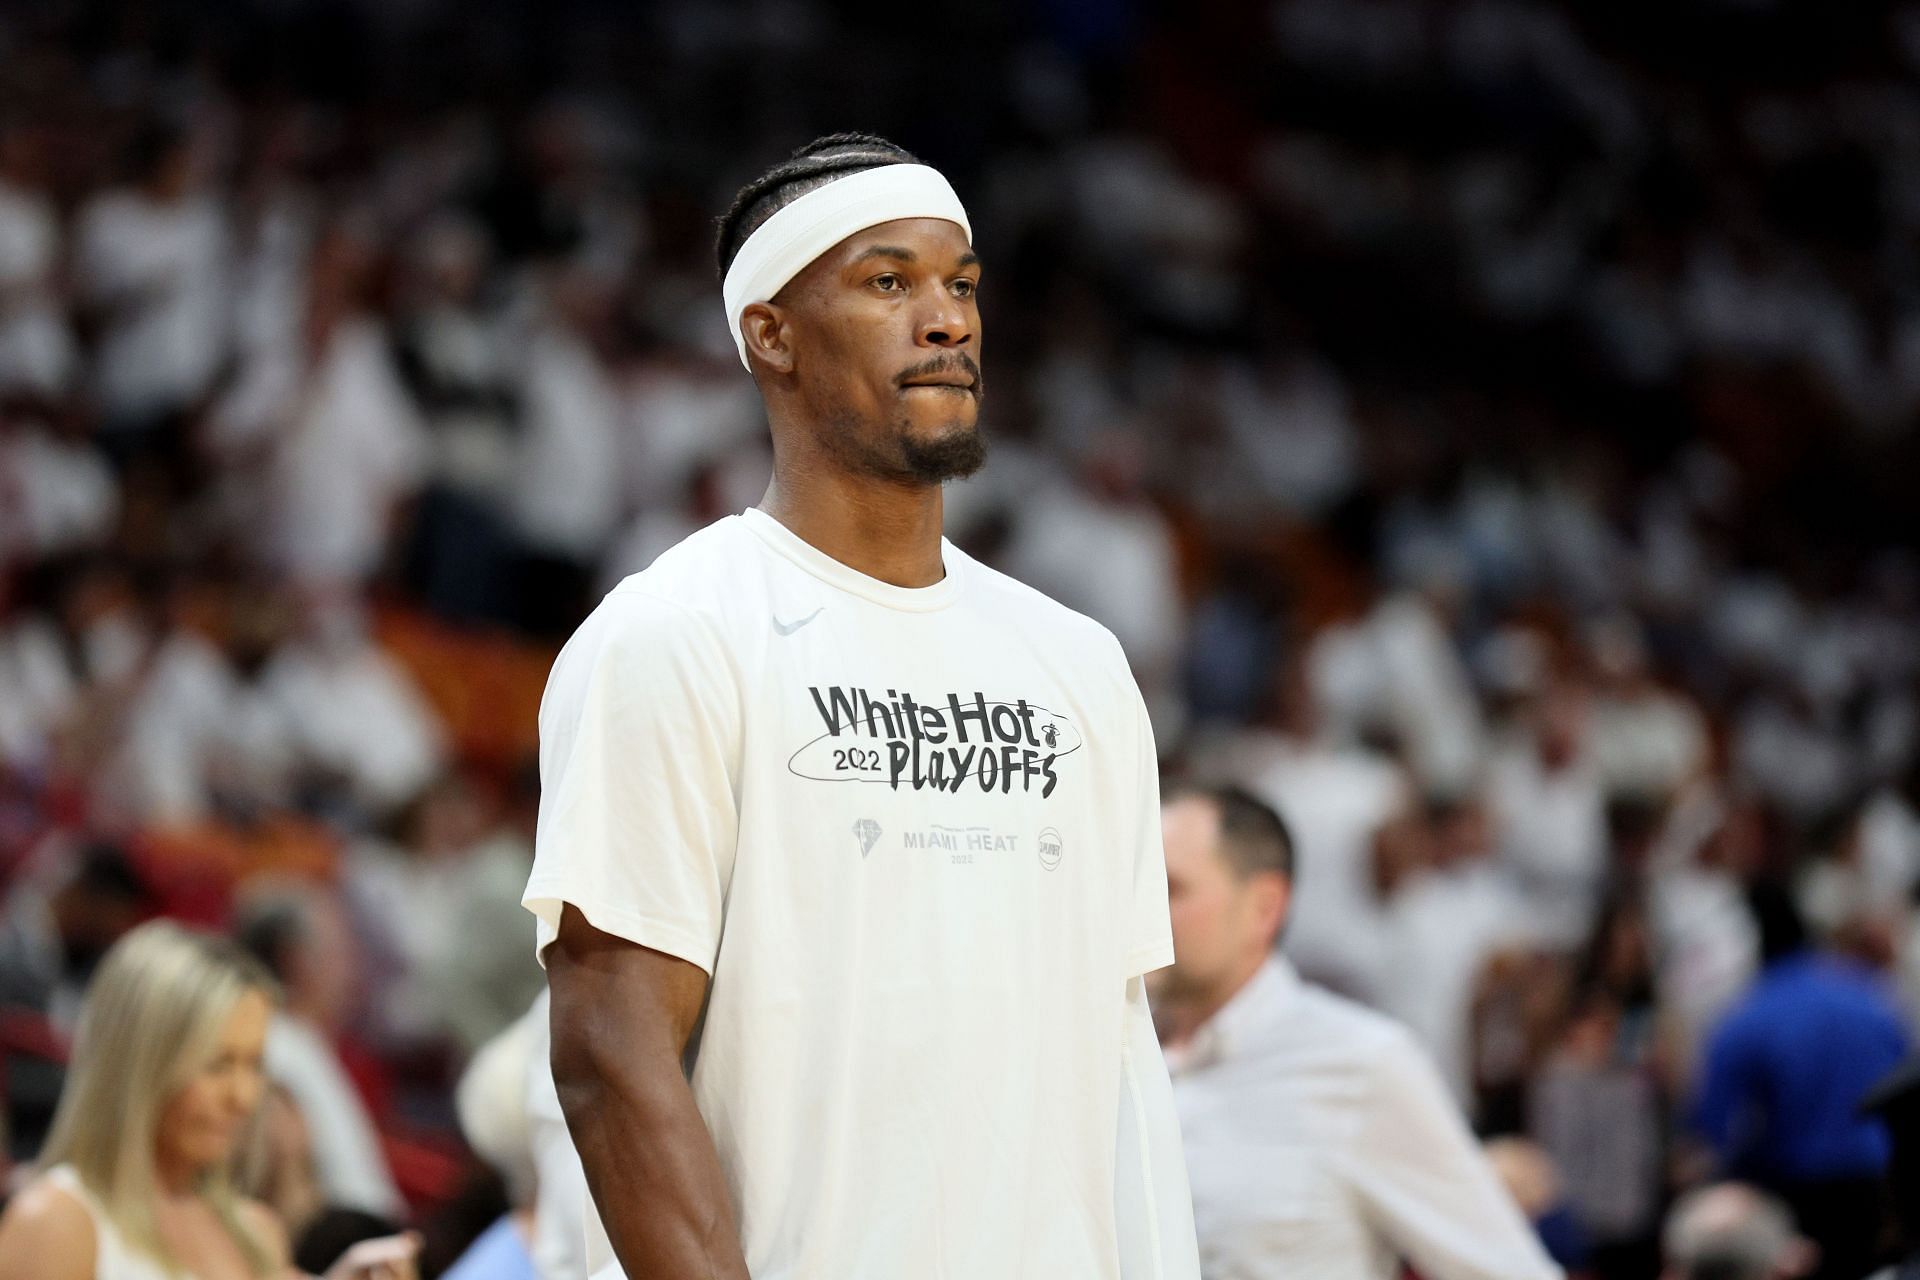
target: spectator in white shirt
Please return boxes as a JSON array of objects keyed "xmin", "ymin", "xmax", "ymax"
[
  {"xmin": 0, "ymin": 416, "xmax": 118, "ymax": 572},
  {"xmin": 0, "ymin": 123, "xmax": 76, "ymax": 401},
  {"xmin": 521, "ymin": 990, "xmax": 590, "ymax": 1280},
  {"xmin": 209, "ymin": 222, "xmax": 428, "ymax": 592},
  {"xmin": 1650, "ymin": 789, "xmax": 1762, "ymax": 1080},
  {"xmin": 1376, "ymin": 793, "xmax": 1536, "ymax": 1105},
  {"xmin": 1189, "ymin": 653, "xmax": 1409, "ymax": 1003},
  {"xmin": 999, "ymin": 432, "xmax": 1186, "ymax": 734},
  {"xmin": 344, "ymin": 772, "xmax": 542, "ymax": 1055},
  {"xmin": 0, "ymin": 556, "xmax": 151, "ymax": 805},
  {"xmin": 104, "ymin": 574, "xmax": 303, "ymax": 827},
  {"xmin": 233, "ymin": 881, "xmax": 404, "ymax": 1220},
  {"xmin": 441, "ymin": 1002, "xmax": 542, "ymax": 1279},
  {"xmin": 506, "ymin": 262, "xmax": 624, "ymax": 636},
  {"xmin": 390, "ymin": 215, "xmax": 521, "ymax": 627},
  {"xmin": 74, "ymin": 123, "xmax": 230, "ymax": 444},
  {"xmin": 259, "ymin": 591, "xmax": 446, "ymax": 827},
  {"xmin": 1586, "ymin": 617, "xmax": 1710, "ymax": 807},
  {"xmin": 1152, "ymin": 780, "xmax": 1562, "ymax": 1280},
  {"xmin": 1488, "ymin": 678, "xmax": 1609, "ymax": 951}
]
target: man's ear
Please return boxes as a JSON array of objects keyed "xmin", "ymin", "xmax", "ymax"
[
  {"xmin": 1255, "ymin": 873, "xmax": 1291, "ymax": 944},
  {"xmin": 741, "ymin": 301, "xmax": 795, "ymax": 375}
]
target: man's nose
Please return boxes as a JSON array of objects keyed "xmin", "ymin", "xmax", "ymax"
[{"xmin": 916, "ymin": 291, "xmax": 973, "ymax": 348}]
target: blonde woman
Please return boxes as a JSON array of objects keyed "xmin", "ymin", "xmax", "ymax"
[{"xmin": 0, "ymin": 920, "xmax": 419, "ymax": 1280}]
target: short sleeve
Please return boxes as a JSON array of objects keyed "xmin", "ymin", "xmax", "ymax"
[
  {"xmin": 522, "ymin": 590, "xmax": 741, "ymax": 974},
  {"xmin": 1123, "ymin": 687, "xmax": 1175, "ymax": 979}
]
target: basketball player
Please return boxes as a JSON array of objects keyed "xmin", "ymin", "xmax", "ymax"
[{"xmin": 524, "ymin": 134, "xmax": 1200, "ymax": 1279}]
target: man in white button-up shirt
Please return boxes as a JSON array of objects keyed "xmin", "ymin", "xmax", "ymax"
[{"xmin": 1152, "ymin": 782, "xmax": 1564, "ymax": 1280}]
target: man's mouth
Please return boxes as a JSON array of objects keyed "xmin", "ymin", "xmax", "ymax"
[{"xmin": 897, "ymin": 356, "xmax": 981, "ymax": 394}]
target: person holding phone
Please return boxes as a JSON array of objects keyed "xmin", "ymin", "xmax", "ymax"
[{"xmin": 0, "ymin": 920, "xmax": 419, "ymax": 1280}]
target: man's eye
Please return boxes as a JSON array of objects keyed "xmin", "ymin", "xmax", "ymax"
[
  {"xmin": 951, "ymin": 278, "xmax": 976, "ymax": 298},
  {"xmin": 872, "ymin": 274, "xmax": 902, "ymax": 291}
]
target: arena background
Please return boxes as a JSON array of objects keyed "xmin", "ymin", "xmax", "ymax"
[{"xmin": 2, "ymin": 0, "xmax": 1919, "ymax": 1275}]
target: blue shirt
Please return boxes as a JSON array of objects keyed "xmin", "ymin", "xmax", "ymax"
[
  {"xmin": 1692, "ymin": 952, "xmax": 1909, "ymax": 1183},
  {"xmin": 440, "ymin": 1216, "xmax": 538, "ymax": 1280}
]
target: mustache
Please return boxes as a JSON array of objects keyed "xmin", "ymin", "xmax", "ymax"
[{"xmin": 896, "ymin": 352, "xmax": 983, "ymax": 391}]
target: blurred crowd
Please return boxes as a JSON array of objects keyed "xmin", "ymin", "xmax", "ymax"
[{"xmin": 1, "ymin": 0, "xmax": 1919, "ymax": 1274}]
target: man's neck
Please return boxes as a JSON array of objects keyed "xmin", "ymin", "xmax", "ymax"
[
  {"xmin": 759, "ymin": 464, "xmax": 947, "ymax": 589},
  {"xmin": 1154, "ymin": 951, "xmax": 1271, "ymax": 1052}
]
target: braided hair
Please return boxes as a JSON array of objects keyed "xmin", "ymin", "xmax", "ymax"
[{"xmin": 714, "ymin": 131, "xmax": 922, "ymax": 279}]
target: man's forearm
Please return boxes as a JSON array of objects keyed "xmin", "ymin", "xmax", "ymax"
[
  {"xmin": 545, "ymin": 908, "xmax": 750, "ymax": 1280},
  {"xmin": 556, "ymin": 1048, "xmax": 751, "ymax": 1280}
]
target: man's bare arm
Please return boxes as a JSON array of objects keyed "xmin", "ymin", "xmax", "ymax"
[{"xmin": 546, "ymin": 905, "xmax": 750, "ymax": 1279}]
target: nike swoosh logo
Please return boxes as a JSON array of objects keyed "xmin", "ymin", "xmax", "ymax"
[{"xmin": 772, "ymin": 607, "xmax": 824, "ymax": 636}]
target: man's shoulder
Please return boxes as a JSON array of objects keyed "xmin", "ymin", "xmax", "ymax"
[
  {"xmin": 959, "ymin": 550, "xmax": 1129, "ymax": 660},
  {"xmin": 1754, "ymin": 954, "xmax": 1880, "ymax": 1005},
  {"xmin": 543, "ymin": 522, "xmax": 751, "ymax": 702},
  {"xmin": 572, "ymin": 519, "xmax": 762, "ymax": 639},
  {"xmin": 1285, "ymin": 980, "xmax": 1467, "ymax": 1120},
  {"xmin": 1714, "ymin": 966, "xmax": 1824, "ymax": 1043},
  {"xmin": 1293, "ymin": 977, "xmax": 1423, "ymax": 1062},
  {"xmin": 603, "ymin": 517, "xmax": 753, "ymax": 611},
  {"xmin": 1807, "ymin": 957, "xmax": 1911, "ymax": 1027}
]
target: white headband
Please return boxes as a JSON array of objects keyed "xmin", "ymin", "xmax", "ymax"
[{"xmin": 722, "ymin": 163, "xmax": 972, "ymax": 369}]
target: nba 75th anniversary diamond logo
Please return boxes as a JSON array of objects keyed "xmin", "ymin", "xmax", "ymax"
[{"xmin": 853, "ymin": 818, "xmax": 883, "ymax": 858}]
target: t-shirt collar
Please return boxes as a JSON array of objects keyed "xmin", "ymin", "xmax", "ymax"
[{"xmin": 741, "ymin": 506, "xmax": 962, "ymax": 613}]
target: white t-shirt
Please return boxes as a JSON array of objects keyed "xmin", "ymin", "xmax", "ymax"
[
  {"xmin": 509, "ymin": 324, "xmax": 624, "ymax": 560},
  {"xmin": 0, "ymin": 180, "xmax": 75, "ymax": 396},
  {"xmin": 1376, "ymin": 861, "xmax": 1534, "ymax": 1104},
  {"xmin": 524, "ymin": 507, "xmax": 1175, "ymax": 1280},
  {"xmin": 265, "ymin": 1014, "xmax": 404, "ymax": 1217},
  {"xmin": 74, "ymin": 190, "xmax": 229, "ymax": 422}
]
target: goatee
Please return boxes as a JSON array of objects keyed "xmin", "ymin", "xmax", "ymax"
[
  {"xmin": 823, "ymin": 411, "xmax": 989, "ymax": 486},
  {"xmin": 897, "ymin": 426, "xmax": 987, "ymax": 485}
]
